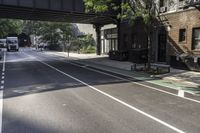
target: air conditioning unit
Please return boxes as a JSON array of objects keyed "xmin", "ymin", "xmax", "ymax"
[
  {"xmin": 160, "ymin": 6, "xmax": 167, "ymax": 13},
  {"xmin": 179, "ymin": 1, "xmax": 186, "ymax": 8}
]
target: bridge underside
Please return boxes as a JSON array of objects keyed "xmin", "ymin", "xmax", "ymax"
[
  {"xmin": 0, "ymin": 0, "xmax": 116, "ymax": 24},
  {"xmin": 0, "ymin": 5, "xmax": 115, "ymax": 24}
]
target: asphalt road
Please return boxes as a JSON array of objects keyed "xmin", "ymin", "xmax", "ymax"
[{"xmin": 1, "ymin": 49, "xmax": 200, "ymax": 133}]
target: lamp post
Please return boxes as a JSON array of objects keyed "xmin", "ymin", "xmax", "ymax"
[{"xmin": 67, "ymin": 35, "xmax": 71, "ymax": 57}]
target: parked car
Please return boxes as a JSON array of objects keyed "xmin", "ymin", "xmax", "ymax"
[{"xmin": 0, "ymin": 39, "xmax": 6, "ymax": 48}]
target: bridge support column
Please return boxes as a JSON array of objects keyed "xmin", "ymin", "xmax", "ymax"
[
  {"xmin": 117, "ymin": 20, "xmax": 121, "ymax": 51},
  {"xmin": 94, "ymin": 24, "xmax": 102, "ymax": 55}
]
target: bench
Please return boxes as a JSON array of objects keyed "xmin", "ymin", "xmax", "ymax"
[{"xmin": 151, "ymin": 63, "xmax": 170, "ymax": 74}]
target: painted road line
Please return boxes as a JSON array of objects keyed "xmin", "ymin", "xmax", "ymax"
[
  {"xmin": 36, "ymin": 51, "xmax": 200, "ymax": 104},
  {"xmin": 2, "ymin": 52, "xmax": 5, "ymax": 72},
  {"xmin": 1, "ymin": 76, "xmax": 4, "ymax": 80},
  {"xmin": 46, "ymin": 53, "xmax": 200, "ymax": 104},
  {"xmin": 71, "ymin": 62, "xmax": 200, "ymax": 104},
  {"xmin": 26, "ymin": 53, "xmax": 185, "ymax": 133},
  {"xmin": 0, "ymin": 52, "xmax": 6, "ymax": 133},
  {"xmin": 178, "ymin": 90, "xmax": 185, "ymax": 98},
  {"xmin": 1, "ymin": 81, "xmax": 4, "ymax": 85}
]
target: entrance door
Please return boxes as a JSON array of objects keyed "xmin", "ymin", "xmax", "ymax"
[{"xmin": 158, "ymin": 33, "xmax": 167, "ymax": 62}]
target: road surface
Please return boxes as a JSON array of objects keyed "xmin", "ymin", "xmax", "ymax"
[{"xmin": 1, "ymin": 49, "xmax": 200, "ymax": 133}]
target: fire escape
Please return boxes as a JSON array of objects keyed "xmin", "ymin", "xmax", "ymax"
[{"xmin": 157, "ymin": 0, "xmax": 200, "ymax": 71}]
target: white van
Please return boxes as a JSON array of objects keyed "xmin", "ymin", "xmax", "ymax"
[{"xmin": 6, "ymin": 37, "xmax": 19, "ymax": 52}]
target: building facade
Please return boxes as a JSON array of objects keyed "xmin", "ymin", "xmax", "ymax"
[
  {"xmin": 113, "ymin": 0, "xmax": 200, "ymax": 70},
  {"xmin": 158, "ymin": 0, "xmax": 200, "ymax": 70},
  {"xmin": 73, "ymin": 0, "xmax": 200, "ymax": 70},
  {"xmin": 159, "ymin": 0, "xmax": 200, "ymax": 54},
  {"xmin": 75, "ymin": 24, "xmax": 117, "ymax": 54},
  {"xmin": 101, "ymin": 24, "xmax": 118, "ymax": 54}
]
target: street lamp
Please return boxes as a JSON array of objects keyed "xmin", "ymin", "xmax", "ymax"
[
  {"xmin": 67, "ymin": 35, "xmax": 71, "ymax": 57},
  {"xmin": 166, "ymin": 25, "xmax": 171, "ymax": 64}
]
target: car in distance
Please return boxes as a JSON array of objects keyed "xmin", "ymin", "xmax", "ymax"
[{"xmin": 0, "ymin": 39, "xmax": 6, "ymax": 48}]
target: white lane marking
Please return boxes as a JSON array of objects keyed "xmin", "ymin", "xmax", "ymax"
[
  {"xmin": 1, "ymin": 73, "xmax": 4, "ymax": 76},
  {"xmin": 178, "ymin": 90, "xmax": 185, "ymax": 98},
  {"xmin": 70, "ymin": 62, "xmax": 200, "ymax": 104},
  {"xmin": 0, "ymin": 52, "xmax": 6, "ymax": 133},
  {"xmin": 1, "ymin": 81, "xmax": 4, "ymax": 85},
  {"xmin": 26, "ymin": 53, "xmax": 185, "ymax": 133},
  {"xmin": 2, "ymin": 53, "xmax": 5, "ymax": 72},
  {"xmin": 1, "ymin": 77, "xmax": 4, "ymax": 80},
  {"xmin": 36, "ymin": 52, "xmax": 200, "ymax": 104}
]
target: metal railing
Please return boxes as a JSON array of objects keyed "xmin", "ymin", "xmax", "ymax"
[{"xmin": 185, "ymin": 0, "xmax": 200, "ymax": 6}]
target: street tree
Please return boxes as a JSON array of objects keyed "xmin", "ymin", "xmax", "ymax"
[
  {"xmin": 38, "ymin": 22, "xmax": 73, "ymax": 51},
  {"xmin": 84, "ymin": 0, "xmax": 159, "ymax": 69},
  {"xmin": 22, "ymin": 20, "xmax": 43, "ymax": 36},
  {"xmin": 0, "ymin": 19, "xmax": 22, "ymax": 38}
]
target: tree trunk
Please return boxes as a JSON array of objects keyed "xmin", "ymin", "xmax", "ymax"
[{"xmin": 146, "ymin": 24, "xmax": 152, "ymax": 71}]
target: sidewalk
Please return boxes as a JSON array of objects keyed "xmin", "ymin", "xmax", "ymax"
[{"xmin": 45, "ymin": 51, "xmax": 200, "ymax": 95}]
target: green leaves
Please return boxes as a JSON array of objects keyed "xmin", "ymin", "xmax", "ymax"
[
  {"xmin": 0, "ymin": 19, "xmax": 22, "ymax": 38},
  {"xmin": 71, "ymin": 34, "xmax": 96, "ymax": 53},
  {"xmin": 84, "ymin": 0, "xmax": 113, "ymax": 13},
  {"xmin": 84, "ymin": 0, "xmax": 157, "ymax": 26}
]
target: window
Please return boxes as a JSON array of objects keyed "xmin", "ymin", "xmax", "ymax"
[
  {"xmin": 192, "ymin": 28, "xmax": 200, "ymax": 50},
  {"xmin": 179, "ymin": 29, "xmax": 186, "ymax": 42},
  {"xmin": 131, "ymin": 34, "xmax": 136, "ymax": 49}
]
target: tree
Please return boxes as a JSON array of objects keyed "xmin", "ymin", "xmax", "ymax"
[
  {"xmin": 84, "ymin": 0, "xmax": 158, "ymax": 69},
  {"xmin": 37, "ymin": 22, "xmax": 73, "ymax": 51},
  {"xmin": 71, "ymin": 34, "xmax": 96, "ymax": 53},
  {"xmin": 0, "ymin": 19, "xmax": 22, "ymax": 38},
  {"xmin": 22, "ymin": 20, "xmax": 43, "ymax": 36}
]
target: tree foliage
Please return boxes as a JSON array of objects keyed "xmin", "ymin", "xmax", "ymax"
[
  {"xmin": 84, "ymin": 0, "xmax": 158, "ymax": 26},
  {"xmin": 0, "ymin": 19, "xmax": 22, "ymax": 38},
  {"xmin": 84, "ymin": 0, "xmax": 113, "ymax": 13},
  {"xmin": 71, "ymin": 34, "xmax": 96, "ymax": 53},
  {"xmin": 23, "ymin": 21, "xmax": 73, "ymax": 50},
  {"xmin": 22, "ymin": 20, "xmax": 43, "ymax": 36}
]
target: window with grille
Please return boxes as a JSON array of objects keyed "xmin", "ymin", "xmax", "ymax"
[
  {"xmin": 179, "ymin": 29, "xmax": 186, "ymax": 42},
  {"xmin": 192, "ymin": 28, "xmax": 200, "ymax": 50}
]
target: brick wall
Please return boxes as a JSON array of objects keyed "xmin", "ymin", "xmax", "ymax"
[{"xmin": 162, "ymin": 8, "xmax": 200, "ymax": 56}]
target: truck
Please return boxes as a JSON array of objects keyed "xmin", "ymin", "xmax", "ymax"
[{"xmin": 6, "ymin": 37, "xmax": 19, "ymax": 52}]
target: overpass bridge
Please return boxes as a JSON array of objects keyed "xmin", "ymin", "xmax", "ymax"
[
  {"xmin": 0, "ymin": 0, "xmax": 118, "ymax": 55},
  {"xmin": 0, "ymin": 0, "xmax": 115, "ymax": 24}
]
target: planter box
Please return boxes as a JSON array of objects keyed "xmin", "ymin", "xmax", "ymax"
[
  {"xmin": 109, "ymin": 50, "xmax": 128, "ymax": 61},
  {"xmin": 128, "ymin": 49, "xmax": 148, "ymax": 64}
]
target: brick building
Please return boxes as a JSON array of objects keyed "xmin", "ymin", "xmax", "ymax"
[
  {"xmin": 161, "ymin": 7, "xmax": 200, "ymax": 55},
  {"xmin": 158, "ymin": 0, "xmax": 200, "ymax": 70}
]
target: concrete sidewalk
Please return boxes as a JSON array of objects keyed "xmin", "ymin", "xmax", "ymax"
[{"xmin": 45, "ymin": 51, "xmax": 200, "ymax": 95}]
